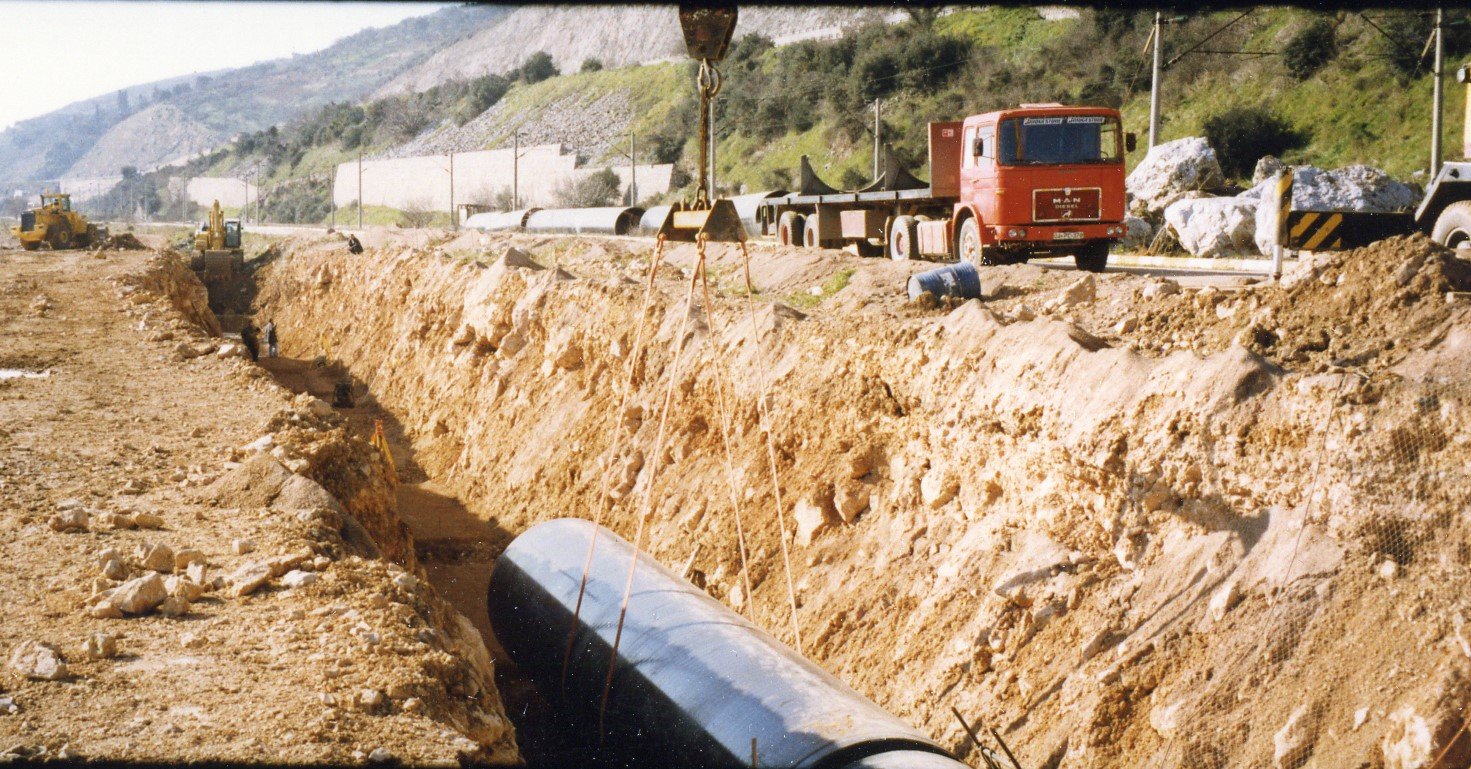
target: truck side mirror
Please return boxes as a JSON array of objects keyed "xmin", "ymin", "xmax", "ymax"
[
  {"xmin": 1126, "ymin": 133, "xmax": 1138, "ymax": 153},
  {"xmin": 974, "ymin": 138, "xmax": 987, "ymax": 158}
]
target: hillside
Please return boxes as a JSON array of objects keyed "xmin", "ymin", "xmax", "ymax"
[
  {"xmin": 375, "ymin": 6, "xmax": 896, "ymax": 98},
  {"xmin": 0, "ymin": 4, "xmax": 511, "ymax": 188}
]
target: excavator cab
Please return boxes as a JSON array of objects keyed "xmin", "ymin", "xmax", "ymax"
[{"xmin": 656, "ymin": 6, "xmax": 746, "ymax": 243}]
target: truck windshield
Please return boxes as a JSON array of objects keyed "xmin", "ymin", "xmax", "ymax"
[{"xmin": 998, "ymin": 116, "xmax": 1121, "ymax": 165}]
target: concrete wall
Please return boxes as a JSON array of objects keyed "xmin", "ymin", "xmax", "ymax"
[
  {"xmin": 334, "ymin": 144, "xmax": 674, "ymax": 211},
  {"xmin": 186, "ymin": 177, "xmax": 257, "ymax": 208}
]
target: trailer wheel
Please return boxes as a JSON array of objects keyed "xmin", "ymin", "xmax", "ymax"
[
  {"xmin": 1074, "ymin": 241, "xmax": 1109, "ymax": 273},
  {"xmin": 888, "ymin": 215, "xmax": 919, "ymax": 261},
  {"xmin": 802, "ymin": 220, "xmax": 819, "ymax": 249},
  {"xmin": 1431, "ymin": 201, "xmax": 1471, "ymax": 251},
  {"xmin": 777, "ymin": 211, "xmax": 805, "ymax": 247},
  {"xmin": 957, "ymin": 218, "xmax": 984, "ymax": 265}
]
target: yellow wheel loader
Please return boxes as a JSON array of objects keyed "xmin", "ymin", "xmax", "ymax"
[{"xmin": 12, "ymin": 193, "xmax": 105, "ymax": 250}]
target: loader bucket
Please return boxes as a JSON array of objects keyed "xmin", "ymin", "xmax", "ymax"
[{"xmin": 656, "ymin": 199, "xmax": 746, "ymax": 243}]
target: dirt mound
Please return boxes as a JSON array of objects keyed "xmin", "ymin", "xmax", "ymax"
[
  {"xmin": 256, "ymin": 229, "xmax": 1471, "ymax": 769},
  {"xmin": 98, "ymin": 232, "xmax": 147, "ymax": 250}
]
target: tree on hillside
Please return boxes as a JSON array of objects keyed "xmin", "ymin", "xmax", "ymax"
[
  {"xmin": 1203, "ymin": 106, "xmax": 1308, "ymax": 179},
  {"xmin": 581, "ymin": 58, "xmax": 604, "ymax": 73},
  {"xmin": 399, "ymin": 197, "xmax": 437, "ymax": 228},
  {"xmin": 519, "ymin": 52, "xmax": 559, "ymax": 85},
  {"xmin": 553, "ymin": 168, "xmax": 621, "ymax": 208},
  {"xmin": 1284, "ymin": 18, "xmax": 1337, "ymax": 80}
]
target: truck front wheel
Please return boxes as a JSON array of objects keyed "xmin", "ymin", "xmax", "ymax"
[
  {"xmin": 777, "ymin": 211, "xmax": 805, "ymax": 247},
  {"xmin": 1074, "ymin": 241, "xmax": 1109, "ymax": 273},
  {"xmin": 1431, "ymin": 201, "xmax": 1471, "ymax": 251},
  {"xmin": 957, "ymin": 218, "xmax": 983, "ymax": 265}
]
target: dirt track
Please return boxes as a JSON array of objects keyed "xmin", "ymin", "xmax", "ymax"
[{"xmin": 0, "ymin": 245, "xmax": 518, "ymax": 764}]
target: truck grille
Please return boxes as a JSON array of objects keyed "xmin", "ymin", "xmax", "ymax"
[{"xmin": 1033, "ymin": 187, "xmax": 1101, "ymax": 222}]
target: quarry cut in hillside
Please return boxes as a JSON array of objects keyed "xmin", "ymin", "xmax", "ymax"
[
  {"xmin": 253, "ymin": 229, "xmax": 1471, "ymax": 769},
  {"xmin": 0, "ymin": 244, "xmax": 518, "ymax": 765}
]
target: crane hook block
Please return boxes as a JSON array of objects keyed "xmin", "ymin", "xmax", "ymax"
[{"xmin": 678, "ymin": 6, "xmax": 738, "ymax": 62}]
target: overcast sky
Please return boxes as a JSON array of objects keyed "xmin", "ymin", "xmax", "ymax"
[{"xmin": 0, "ymin": 1, "xmax": 447, "ymax": 131}]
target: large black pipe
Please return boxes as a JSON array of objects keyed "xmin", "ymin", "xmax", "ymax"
[{"xmin": 487, "ymin": 519, "xmax": 971, "ymax": 769}]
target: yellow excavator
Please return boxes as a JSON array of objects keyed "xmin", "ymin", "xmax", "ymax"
[
  {"xmin": 12, "ymin": 192, "xmax": 105, "ymax": 250},
  {"xmin": 190, "ymin": 200, "xmax": 244, "ymax": 283}
]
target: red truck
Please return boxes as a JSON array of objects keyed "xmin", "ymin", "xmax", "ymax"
[{"xmin": 756, "ymin": 103, "xmax": 1135, "ymax": 272}]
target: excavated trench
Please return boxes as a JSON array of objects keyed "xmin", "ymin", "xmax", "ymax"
[
  {"xmin": 251, "ymin": 353, "xmax": 581, "ymax": 765},
  {"xmin": 229, "ymin": 230, "xmax": 1471, "ymax": 769}
]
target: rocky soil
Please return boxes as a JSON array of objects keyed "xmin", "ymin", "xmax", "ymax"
[
  {"xmin": 0, "ymin": 244, "xmax": 518, "ymax": 764},
  {"xmin": 254, "ymin": 228, "xmax": 1471, "ymax": 769}
]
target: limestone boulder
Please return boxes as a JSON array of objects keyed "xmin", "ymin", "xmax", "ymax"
[
  {"xmin": 1250, "ymin": 164, "xmax": 1419, "ymax": 255},
  {"xmin": 1164, "ymin": 197, "xmax": 1260, "ymax": 258},
  {"xmin": 1126, "ymin": 137, "xmax": 1227, "ymax": 217}
]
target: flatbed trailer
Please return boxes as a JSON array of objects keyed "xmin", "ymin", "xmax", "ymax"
[{"xmin": 756, "ymin": 104, "xmax": 1135, "ymax": 272}]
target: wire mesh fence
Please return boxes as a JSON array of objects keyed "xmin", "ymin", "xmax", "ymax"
[{"xmin": 1162, "ymin": 376, "xmax": 1471, "ymax": 769}]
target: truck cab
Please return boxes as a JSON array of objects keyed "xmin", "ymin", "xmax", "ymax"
[{"xmin": 952, "ymin": 104, "xmax": 1130, "ymax": 270}]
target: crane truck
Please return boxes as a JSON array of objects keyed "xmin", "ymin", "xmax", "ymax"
[{"xmin": 756, "ymin": 103, "xmax": 1136, "ymax": 272}]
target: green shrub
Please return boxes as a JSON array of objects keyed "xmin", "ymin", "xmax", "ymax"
[
  {"xmin": 1202, "ymin": 106, "xmax": 1308, "ymax": 179},
  {"xmin": 1284, "ymin": 19, "xmax": 1337, "ymax": 80},
  {"xmin": 580, "ymin": 58, "xmax": 604, "ymax": 73}
]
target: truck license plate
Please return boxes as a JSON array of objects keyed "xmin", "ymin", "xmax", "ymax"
[{"xmin": 1053, "ymin": 231, "xmax": 1084, "ymax": 241}]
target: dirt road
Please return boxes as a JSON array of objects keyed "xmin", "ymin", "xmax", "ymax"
[{"xmin": 0, "ymin": 246, "xmax": 517, "ymax": 764}]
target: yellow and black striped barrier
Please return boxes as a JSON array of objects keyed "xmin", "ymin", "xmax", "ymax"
[{"xmin": 1283, "ymin": 210, "xmax": 1412, "ymax": 251}]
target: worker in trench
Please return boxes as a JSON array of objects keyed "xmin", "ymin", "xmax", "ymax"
[
  {"xmin": 240, "ymin": 320, "xmax": 260, "ymax": 362},
  {"xmin": 264, "ymin": 319, "xmax": 279, "ymax": 358}
]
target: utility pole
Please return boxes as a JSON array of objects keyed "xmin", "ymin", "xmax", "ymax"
[
  {"xmin": 1431, "ymin": 6, "xmax": 1445, "ymax": 176},
  {"xmin": 1149, "ymin": 11, "xmax": 1163, "ymax": 149},
  {"xmin": 512, "ymin": 131, "xmax": 521, "ymax": 210},
  {"xmin": 873, "ymin": 98, "xmax": 882, "ymax": 180},
  {"xmin": 630, "ymin": 130, "xmax": 637, "ymax": 206},
  {"xmin": 357, "ymin": 151, "xmax": 363, "ymax": 230},
  {"xmin": 448, "ymin": 151, "xmax": 456, "ymax": 230}
]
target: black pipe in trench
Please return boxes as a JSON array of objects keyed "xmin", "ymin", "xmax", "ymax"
[{"xmin": 487, "ymin": 518, "xmax": 974, "ymax": 769}]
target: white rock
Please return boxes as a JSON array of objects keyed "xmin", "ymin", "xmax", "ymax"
[
  {"xmin": 232, "ymin": 538, "xmax": 256, "ymax": 555},
  {"xmin": 1060, "ymin": 274, "xmax": 1097, "ymax": 306},
  {"xmin": 158, "ymin": 596, "xmax": 191, "ymax": 617},
  {"xmin": 1207, "ymin": 580, "xmax": 1241, "ymax": 623},
  {"xmin": 165, "ymin": 575, "xmax": 205, "ymax": 602},
  {"xmin": 357, "ymin": 689, "xmax": 387, "ymax": 713},
  {"xmin": 1126, "ymin": 137, "xmax": 1227, "ymax": 216},
  {"xmin": 132, "ymin": 512, "xmax": 165, "ymax": 529},
  {"xmin": 243, "ymin": 435, "xmax": 275, "ymax": 454},
  {"xmin": 919, "ymin": 469, "xmax": 959, "ymax": 508},
  {"xmin": 47, "ymin": 509, "xmax": 89, "ymax": 533},
  {"xmin": 180, "ymin": 632, "xmax": 207, "ymax": 649},
  {"xmin": 1119, "ymin": 216, "xmax": 1154, "ymax": 251},
  {"xmin": 391, "ymin": 573, "xmax": 419, "ymax": 591},
  {"xmin": 1378, "ymin": 559, "xmax": 1399, "ymax": 580},
  {"xmin": 367, "ymin": 748, "xmax": 395, "ymax": 763},
  {"xmin": 8, "ymin": 641, "xmax": 68, "ymax": 681},
  {"xmin": 833, "ymin": 484, "xmax": 870, "ymax": 524},
  {"xmin": 228, "ymin": 562, "xmax": 275, "ymax": 597},
  {"xmin": 1164, "ymin": 197, "xmax": 1260, "ymax": 258},
  {"xmin": 1274, "ymin": 704, "xmax": 1316, "ymax": 768},
  {"xmin": 304, "ymin": 398, "xmax": 334, "ymax": 419},
  {"xmin": 112, "ymin": 573, "xmax": 168, "ymax": 614},
  {"xmin": 82, "ymin": 633, "xmax": 118, "ymax": 661},
  {"xmin": 281, "ymin": 570, "xmax": 318, "ymax": 589},
  {"xmin": 137, "ymin": 542, "xmax": 174, "ymax": 573},
  {"xmin": 101, "ymin": 558, "xmax": 129, "ymax": 581},
  {"xmin": 1149, "ymin": 699, "xmax": 1184, "ymax": 737},
  {"xmin": 173, "ymin": 549, "xmax": 206, "ymax": 571},
  {"xmin": 1142, "ymin": 279, "xmax": 1181, "ymax": 299},
  {"xmin": 793, "ymin": 497, "xmax": 832, "ymax": 547},
  {"xmin": 1353, "ymin": 707, "xmax": 1369, "ymax": 730}
]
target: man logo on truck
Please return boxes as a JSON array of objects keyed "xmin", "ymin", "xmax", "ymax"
[{"xmin": 758, "ymin": 103, "xmax": 1135, "ymax": 273}]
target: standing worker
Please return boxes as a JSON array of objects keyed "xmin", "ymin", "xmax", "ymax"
[
  {"xmin": 240, "ymin": 320, "xmax": 260, "ymax": 362},
  {"xmin": 264, "ymin": 319, "xmax": 279, "ymax": 358}
]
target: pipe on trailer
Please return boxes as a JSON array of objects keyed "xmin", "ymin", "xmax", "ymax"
[
  {"xmin": 523, "ymin": 206, "xmax": 645, "ymax": 236},
  {"xmin": 464, "ymin": 208, "xmax": 540, "ymax": 231},
  {"xmin": 487, "ymin": 519, "xmax": 972, "ymax": 769}
]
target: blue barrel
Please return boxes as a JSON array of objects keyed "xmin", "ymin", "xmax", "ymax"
[{"xmin": 906, "ymin": 262, "xmax": 981, "ymax": 301}]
